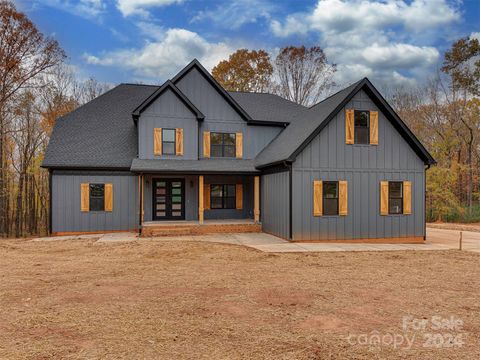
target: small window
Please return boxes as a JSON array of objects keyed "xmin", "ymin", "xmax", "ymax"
[
  {"xmin": 323, "ymin": 181, "xmax": 338, "ymax": 216},
  {"xmin": 389, "ymin": 181, "xmax": 403, "ymax": 214},
  {"xmin": 89, "ymin": 184, "xmax": 105, "ymax": 211},
  {"xmin": 211, "ymin": 132, "xmax": 236, "ymax": 157},
  {"xmin": 162, "ymin": 129, "xmax": 176, "ymax": 155},
  {"xmin": 354, "ymin": 110, "xmax": 370, "ymax": 144},
  {"xmin": 210, "ymin": 184, "xmax": 236, "ymax": 209}
]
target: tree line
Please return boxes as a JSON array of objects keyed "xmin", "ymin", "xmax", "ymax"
[
  {"xmin": 0, "ymin": 1, "xmax": 110, "ymax": 237},
  {"xmin": 1, "ymin": 0, "xmax": 479, "ymax": 238}
]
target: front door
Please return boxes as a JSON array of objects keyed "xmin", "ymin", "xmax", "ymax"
[{"xmin": 153, "ymin": 179, "xmax": 185, "ymax": 220}]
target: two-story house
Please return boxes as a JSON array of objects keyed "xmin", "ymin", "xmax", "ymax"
[{"xmin": 42, "ymin": 59, "xmax": 435, "ymax": 242}]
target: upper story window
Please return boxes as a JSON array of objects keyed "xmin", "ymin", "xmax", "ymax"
[
  {"xmin": 211, "ymin": 132, "xmax": 236, "ymax": 157},
  {"xmin": 162, "ymin": 129, "xmax": 176, "ymax": 155},
  {"xmin": 89, "ymin": 184, "xmax": 105, "ymax": 211},
  {"xmin": 354, "ymin": 110, "xmax": 370, "ymax": 144},
  {"xmin": 389, "ymin": 181, "xmax": 403, "ymax": 215},
  {"xmin": 323, "ymin": 181, "xmax": 339, "ymax": 216}
]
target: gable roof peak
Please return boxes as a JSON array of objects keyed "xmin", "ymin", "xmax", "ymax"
[
  {"xmin": 171, "ymin": 58, "xmax": 253, "ymax": 122},
  {"xmin": 131, "ymin": 80, "xmax": 204, "ymax": 121}
]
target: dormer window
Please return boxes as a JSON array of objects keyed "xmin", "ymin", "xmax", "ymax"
[
  {"xmin": 354, "ymin": 110, "xmax": 370, "ymax": 144},
  {"xmin": 162, "ymin": 129, "xmax": 176, "ymax": 155}
]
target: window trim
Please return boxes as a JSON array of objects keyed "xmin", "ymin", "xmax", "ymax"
[
  {"xmin": 210, "ymin": 184, "xmax": 236, "ymax": 209},
  {"xmin": 162, "ymin": 128, "xmax": 176, "ymax": 155},
  {"xmin": 210, "ymin": 132, "xmax": 236, "ymax": 158},
  {"xmin": 89, "ymin": 183, "xmax": 105, "ymax": 212},
  {"xmin": 354, "ymin": 110, "xmax": 370, "ymax": 145},
  {"xmin": 323, "ymin": 181, "xmax": 339, "ymax": 216},
  {"xmin": 388, "ymin": 181, "xmax": 403, "ymax": 215}
]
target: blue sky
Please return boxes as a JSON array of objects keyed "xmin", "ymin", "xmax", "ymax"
[{"xmin": 15, "ymin": 0, "xmax": 480, "ymax": 89}]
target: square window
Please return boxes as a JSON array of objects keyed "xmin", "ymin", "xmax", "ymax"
[
  {"xmin": 210, "ymin": 132, "xmax": 237, "ymax": 157},
  {"xmin": 210, "ymin": 184, "xmax": 236, "ymax": 209},
  {"xmin": 354, "ymin": 110, "xmax": 370, "ymax": 144}
]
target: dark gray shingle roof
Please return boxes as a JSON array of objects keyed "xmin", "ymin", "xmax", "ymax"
[
  {"xmin": 42, "ymin": 84, "xmax": 157, "ymax": 169},
  {"xmin": 228, "ymin": 91, "xmax": 308, "ymax": 124},
  {"xmin": 131, "ymin": 158, "xmax": 259, "ymax": 173},
  {"xmin": 254, "ymin": 80, "xmax": 363, "ymax": 168}
]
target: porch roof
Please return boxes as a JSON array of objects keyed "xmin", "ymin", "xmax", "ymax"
[{"xmin": 130, "ymin": 158, "xmax": 260, "ymax": 174}]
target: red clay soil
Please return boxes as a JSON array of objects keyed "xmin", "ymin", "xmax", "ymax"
[{"xmin": 0, "ymin": 238, "xmax": 479, "ymax": 359}]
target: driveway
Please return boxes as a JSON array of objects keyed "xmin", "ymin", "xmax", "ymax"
[{"xmin": 426, "ymin": 227, "xmax": 480, "ymax": 253}]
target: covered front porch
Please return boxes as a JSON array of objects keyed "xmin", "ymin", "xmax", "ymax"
[{"xmin": 136, "ymin": 173, "xmax": 260, "ymax": 236}]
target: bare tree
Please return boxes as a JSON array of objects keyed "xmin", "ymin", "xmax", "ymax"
[
  {"xmin": 273, "ymin": 46, "xmax": 336, "ymax": 106},
  {"xmin": 0, "ymin": 0, "xmax": 65, "ymax": 236}
]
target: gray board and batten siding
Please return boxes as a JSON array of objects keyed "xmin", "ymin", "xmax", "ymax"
[
  {"xmin": 261, "ymin": 171, "xmax": 290, "ymax": 239},
  {"xmin": 174, "ymin": 66, "xmax": 283, "ymax": 159},
  {"xmin": 51, "ymin": 171, "xmax": 138, "ymax": 233},
  {"xmin": 291, "ymin": 89, "xmax": 425, "ymax": 241}
]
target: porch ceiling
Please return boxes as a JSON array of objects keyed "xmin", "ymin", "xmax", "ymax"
[{"xmin": 131, "ymin": 158, "xmax": 260, "ymax": 174}]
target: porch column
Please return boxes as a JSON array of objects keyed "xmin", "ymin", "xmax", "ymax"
[
  {"xmin": 199, "ymin": 175, "xmax": 204, "ymax": 224},
  {"xmin": 254, "ymin": 176, "xmax": 260, "ymax": 223}
]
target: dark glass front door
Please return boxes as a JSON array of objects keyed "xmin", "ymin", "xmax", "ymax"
[{"xmin": 153, "ymin": 179, "xmax": 185, "ymax": 220}]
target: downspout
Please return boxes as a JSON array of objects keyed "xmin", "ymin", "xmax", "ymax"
[
  {"xmin": 285, "ymin": 161, "xmax": 293, "ymax": 241},
  {"xmin": 424, "ymin": 164, "xmax": 431, "ymax": 241}
]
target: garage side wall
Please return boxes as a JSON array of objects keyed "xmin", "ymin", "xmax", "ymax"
[
  {"xmin": 292, "ymin": 90, "xmax": 425, "ymax": 241},
  {"xmin": 261, "ymin": 171, "xmax": 290, "ymax": 239},
  {"xmin": 51, "ymin": 171, "xmax": 138, "ymax": 233}
]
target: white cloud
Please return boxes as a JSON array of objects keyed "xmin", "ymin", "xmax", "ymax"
[
  {"xmin": 116, "ymin": 0, "xmax": 183, "ymax": 17},
  {"xmin": 471, "ymin": 32, "xmax": 480, "ymax": 41},
  {"xmin": 37, "ymin": 0, "xmax": 106, "ymax": 19},
  {"xmin": 271, "ymin": 0, "xmax": 460, "ymax": 37},
  {"xmin": 84, "ymin": 28, "xmax": 233, "ymax": 80},
  {"xmin": 270, "ymin": 0, "xmax": 459, "ymax": 87},
  {"xmin": 191, "ymin": 0, "xmax": 274, "ymax": 30}
]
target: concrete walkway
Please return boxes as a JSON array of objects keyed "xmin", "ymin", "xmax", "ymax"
[
  {"xmin": 140, "ymin": 232, "xmax": 451, "ymax": 252},
  {"xmin": 31, "ymin": 227, "xmax": 480, "ymax": 253}
]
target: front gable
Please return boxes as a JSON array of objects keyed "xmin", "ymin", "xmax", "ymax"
[
  {"xmin": 137, "ymin": 86, "xmax": 199, "ymax": 160},
  {"xmin": 293, "ymin": 89, "xmax": 424, "ymax": 171},
  {"xmin": 173, "ymin": 60, "xmax": 251, "ymax": 123}
]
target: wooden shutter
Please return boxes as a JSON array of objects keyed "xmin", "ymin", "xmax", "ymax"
[
  {"xmin": 236, "ymin": 133, "xmax": 243, "ymax": 158},
  {"xmin": 204, "ymin": 184, "xmax": 210, "ymax": 210},
  {"xmin": 80, "ymin": 183, "xmax": 89, "ymax": 212},
  {"xmin": 175, "ymin": 128, "xmax": 183, "ymax": 155},
  {"xmin": 345, "ymin": 109, "xmax": 354, "ymax": 144},
  {"xmin": 154, "ymin": 128, "xmax": 162, "ymax": 155},
  {"xmin": 313, "ymin": 180, "xmax": 323, "ymax": 216},
  {"xmin": 403, "ymin": 181, "xmax": 412, "ymax": 215},
  {"xmin": 236, "ymin": 184, "xmax": 243, "ymax": 210},
  {"xmin": 203, "ymin": 131, "xmax": 210, "ymax": 158},
  {"xmin": 339, "ymin": 180, "xmax": 348, "ymax": 216},
  {"xmin": 380, "ymin": 181, "xmax": 389, "ymax": 215},
  {"xmin": 104, "ymin": 183, "xmax": 113, "ymax": 212},
  {"xmin": 370, "ymin": 111, "xmax": 378, "ymax": 145}
]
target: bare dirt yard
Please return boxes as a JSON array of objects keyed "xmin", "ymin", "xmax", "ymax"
[{"xmin": 0, "ymin": 238, "xmax": 479, "ymax": 359}]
